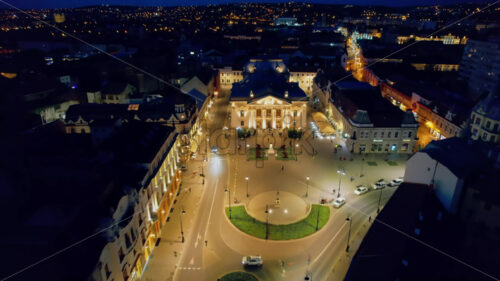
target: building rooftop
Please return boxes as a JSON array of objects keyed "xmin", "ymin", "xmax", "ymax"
[
  {"xmin": 332, "ymin": 81, "xmax": 418, "ymax": 127},
  {"xmin": 230, "ymin": 58, "xmax": 307, "ymax": 102}
]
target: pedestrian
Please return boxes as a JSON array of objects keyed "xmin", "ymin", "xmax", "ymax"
[
  {"xmin": 369, "ymin": 216, "xmax": 372, "ymax": 223},
  {"xmin": 205, "ymin": 240, "xmax": 208, "ymax": 247},
  {"xmin": 350, "ymin": 176, "xmax": 354, "ymax": 182},
  {"xmin": 281, "ymin": 165, "xmax": 284, "ymax": 172}
]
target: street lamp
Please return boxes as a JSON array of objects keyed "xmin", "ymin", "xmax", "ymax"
[
  {"xmin": 180, "ymin": 209, "xmax": 186, "ymax": 243},
  {"xmin": 377, "ymin": 188, "xmax": 383, "ymax": 213},
  {"xmin": 225, "ymin": 188, "xmax": 232, "ymax": 219},
  {"xmin": 265, "ymin": 204, "xmax": 270, "ymax": 240},
  {"xmin": 315, "ymin": 205, "xmax": 321, "ymax": 231},
  {"xmin": 337, "ymin": 169, "xmax": 346, "ymax": 198},
  {"xmin": 306, "ymin": 176, "xmax": 310, "ymax": 197},
  {"xmin": 345, "ymin": 217, "xmax": 352, "ymax": 252},
  {"xmin": 245, "ymin": 176, "xmax": 249, "ymax": 197}
]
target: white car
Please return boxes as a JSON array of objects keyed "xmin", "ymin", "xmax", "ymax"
[
  {"xmin": 333, "ymin": 197, "xmax": 346, "ymax": 208},
  {"xmin": 354, "ymin": 186, "xmax": 369, "ymax": 195},
  {"xmin": 242, "ymin": 256, "xmax": 263, "ymax": 266},
  {"xmin": 372, "ymin": 179, "xmax": 387, "ymax": 190},
  {"xmin": 388, "ymin": 178, "xmax": 403, "ymax": 187}
]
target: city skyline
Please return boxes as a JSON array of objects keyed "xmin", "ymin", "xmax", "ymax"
[{"xmin": 0, "ymin": 0, "xmax": 490, "ymax": 9}]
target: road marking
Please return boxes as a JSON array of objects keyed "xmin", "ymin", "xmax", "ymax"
[
  {"xmin": 312, "ymin": 220, "xmax": 348, "ymax": 265},
  {"xmin": 203, "ymin": 177, "xmax": 219, "ymax": 239},
  {"xmin": 194, "ymin": 234, "xmax": 201, "ymax": 248}
]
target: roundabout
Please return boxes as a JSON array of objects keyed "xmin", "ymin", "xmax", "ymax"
[
  {"xmin": 225, "ymin": 190, "xmax": 330, "ymax": 240},
  {"xmin": 246, "ymin": 191, "xmax": 310, "ymax": 225}
]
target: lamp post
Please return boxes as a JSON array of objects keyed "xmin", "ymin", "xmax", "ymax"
[
  {"xmin": 377, "ymin": 188, "xmax": 383, "ymax": 213},
  {"xmin": 180, "ymin": 209, "xmax": 186, "ymax": 243},
  {"xmin": 225, "ymin": 188, "xmax": 232, "ymax": 219},
  {"xmin": 360, "ymin": 152, "xmax": 364, "ymax": 177},
  {"xmin": 245, "ymin": 176, "xmax": 249, "ymax": 197},
  {"xmin": 315, "ymin": 205, "xmax": 321, "ymax": 231},
  {"xmin": 306, "ymin": 176, "xmax": 310, "ymax": 197},
  {"xmin": 345, "ymin": 217, "xmax": 352, "ymax": 252},
  {"xmin": 337, "ymin": 169, "xmax": 346, "ymax": 198},
  {"xmin": 265, "ymin": 204, "xmax": 270, "ymax": 240}
]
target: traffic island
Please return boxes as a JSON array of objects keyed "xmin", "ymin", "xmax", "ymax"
[
  {"xmin": 219, "ymin": 272, "xmax": 259, "ymax": 281},
  {"xmin": 225, "ymin": 204, "xmax": 330, "ymax": 240}
]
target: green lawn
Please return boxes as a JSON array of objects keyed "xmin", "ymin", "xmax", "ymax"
[
  {"xmin": 226, "ymin": 204, "xmax": 330, "ymax": 240},
  {"xmin": 220, "ymin": 272, "xmax": 259, "ymax": 281},
  {"xmin": 276, "ymin": 146, "xmax": 296, "ymax": 161},
  {"xmin": 367, "ymin": 161, "xmax": 378, "ymax": 166},
  {"xmin": 387, "ymin": 161, "xmax": 398, "ymax": 166},
  {"xmin": 248, "ymin": 148, "xmax": 268, "ymax": 160}
]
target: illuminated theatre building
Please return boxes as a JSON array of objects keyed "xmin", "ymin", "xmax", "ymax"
[{"xmin": 227, "ymin": 59, "xmax": 309, "ymax": 131}]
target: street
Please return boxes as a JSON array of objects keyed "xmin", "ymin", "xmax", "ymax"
[{"xmin": 142, "ymin": 91, "xmax": 406, "ymax": 281}]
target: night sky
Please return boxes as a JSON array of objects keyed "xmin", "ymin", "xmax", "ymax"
[{"xmin": 0, "ymin": 0, "xmax": 489, "ymax": 9}]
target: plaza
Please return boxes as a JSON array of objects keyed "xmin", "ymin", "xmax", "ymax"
[{"xmin": 141, "ymin": 88, "xmax": 408, "ymax": 281}]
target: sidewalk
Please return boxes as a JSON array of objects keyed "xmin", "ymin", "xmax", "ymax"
[{"xmin": 141, "ymin": 159, "xmax": 206, "ymax": 281}]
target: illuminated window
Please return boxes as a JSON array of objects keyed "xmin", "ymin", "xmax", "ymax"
[{"xmin": 128, "ymin": 104, "xmax": 139, "ymax": 111}]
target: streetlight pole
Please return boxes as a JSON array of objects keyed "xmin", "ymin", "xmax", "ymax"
[
  {"xmin": 225, "ymin": 188, "xmax": 232, "ymax": 219},
  {"xmin": 315, "ymin": 205, "xmax": 321, "ymax": 231},
  {"xmin": 345, "ymin": 217, "xmax": 352, "ymax": 252},
  {"xmin": 180, "ymin": 209, "xmax": 186, "ymax": 243},
  {"xmin": 377, "ymin": 188, "xmax": 383, "ymax": 213},
  {"xmin": 245, "ymin": 176, "xmax": 249, "ymax": 197},
  {"xmin": 306, "ymin": 176, "xmax": 310, "ymax": 197},
  {"xmin": 337, "ymin": 169, "xmax": 345, "ymax": 198},
  {"xmin": 265, "ymin": 204, "xmax": 269, "ymax": 240},
  {"xmin": 360, "ymin": 152, "xmax": 364, "ymax": 177}
]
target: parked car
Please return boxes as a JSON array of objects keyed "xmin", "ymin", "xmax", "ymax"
[
  {"xmin": 372, "ymin": 179, "xmax": 386, "ymax": 190},
  {"xmin": 242, "ymin": 255, "xmax": 263, "ymax": 267},
  {"xmin": 388, "ymin": 178, "xmax": 403, "ymax": 187},
  {"xmin": 354, "ymin": 185, "xmax": 369, "ymax": 195},
  {"xmin": 211, "ymin": 146, "xmax": 218, "ymax": 153},
  {"xmin": 333, "ymin": 197, "xmax": 346, "ymax": 208}
]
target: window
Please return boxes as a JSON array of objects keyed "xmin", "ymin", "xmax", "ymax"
[
  {"xmin": 494, "ymin": 123, "xmax": 499, "ymax": 132},
  {"xmin": 475, "ymin": 117, "xmax": 481, "ymax": 125},
  {"xmin": 240, "ymin": 110, "xmax": 244, "ymax": 117},
  {"xmin": 277, "ymin": 109, "xmax": 281, "ymax": 117},
  {"xmin": 104, "ymin": 264, "xmax": 111, "ymax": 279},
  {"xmin": 387, "ymin": 132, "xmax": 391, "ymax": 138},
  {"xmin": 391, "ymin": 144, "xmax": 397, "ymax": 151},
  {"xmin": 125, "ymin": 233, "xmax": 131, "ymax": 249},
  {"xmin": 257, "ymin": 109, "xmax": 261, "ymax": 117},
  {"xmin": 486, "ymin": 121, "xmax": 491, "ymax": 129},
  {"xmin": 241, "ymin": 121, "xmax": 244, "ymax": 126},
  {"xmin": 267, "ymin": 109, "xmax": 271, "ymax": 115},
  {"xmin": 130, "ymin": 229, "xmax": 136, "ymax": 241},
  {"xmin": 408, "ymin": 131, "xmax": 412, "ymax": 138},
  {"xmin": 381, "ymin": 132, "xmax": 384, "ymax": 138},
  {"xmin": 118, "ymin": 248, "xmax": 125, "ymax": 263},
  {"xmin": 402, "ymin": 143, "xmax": 408, "ymax": 151},
  {"xmin": 395, "ymin": 132, "xmax": 399, "ymax": 138}
]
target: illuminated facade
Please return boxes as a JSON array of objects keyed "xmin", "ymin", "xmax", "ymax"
[
  {"xmin": 470, "ymin": 92, "xmax": 500, "ymax": 143},
  {"xmin": 91, "ymin": 130, "xmax": 185, "ymax": 281},
  {"xmin": 219, "ymin": 64, "xmax": 316, "ymax": 96},
  {"xmin": 329, "ymin": 81, "xmax": 418, "ymax": 154},
  {"xmin": 228, "ymin": 59, "xmax": 308, "ymax": 131}
]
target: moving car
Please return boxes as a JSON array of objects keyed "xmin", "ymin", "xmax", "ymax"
[
  {"xmin": 388, "ymin": 178, "xmax": 403, "ymax": 187},
  {"xmin": 333, "ymin": 197, "xmax": 346, "ymax": 208},
  {"xmin": 372, "ymin": 179, "xmax": 387, "ymax": 190},
  {"xmin": 354, "ymin": 185, "xmax": 369, "ymax": 195},
  {"xmin": 242, "ymin": 255, "xmax": 263, "ymax": 267}
]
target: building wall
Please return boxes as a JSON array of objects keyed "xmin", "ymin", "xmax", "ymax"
[
  {"xmin": 230, "ymin": 97, "xmax": 307, "ymax": 130},
  {"xmin": 470, "ymin": 111, "xmax": 500, "ymax": 143},
  {"xmin": 328, "ymin": 101, "xmax": 417, "ymax": 154},
  {"xmin": 459, "ymin": 40, "xmax": 500, "ymax": 96},
  {"xmin": 404, "ymin": 151, "xmax": 462, "ymax": 214},
  {"xmin": 219, "ymin": 68, "xmax": 316, "ymax": 95},
  {"xmin": 92, "ymin": 133, "xmax": 185, "ymax": 281}
]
